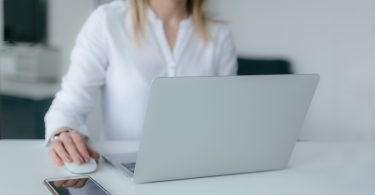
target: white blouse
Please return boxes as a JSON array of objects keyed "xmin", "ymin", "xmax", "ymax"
[{"xmin": 44, "ymin": 1, "xmax": 238, "ymax": 141}]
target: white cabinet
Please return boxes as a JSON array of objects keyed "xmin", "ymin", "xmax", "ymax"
[{"xmin": 0, "ymin": 46, "xmax": 60, "ymax": 82}]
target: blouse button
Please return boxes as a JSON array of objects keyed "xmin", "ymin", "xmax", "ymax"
[{"xmin": 169, "ymin": 62, "xmax": 176, "ymax": 68}]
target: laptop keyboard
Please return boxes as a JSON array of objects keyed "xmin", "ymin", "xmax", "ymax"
[{"xmin": 121, "ymin": 162, "xmax": 136, "ymax": 173}]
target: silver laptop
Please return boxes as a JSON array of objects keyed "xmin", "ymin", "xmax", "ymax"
[{"xmin": 103, "ymin": 74, "xmax": 319, "ymax": 183}]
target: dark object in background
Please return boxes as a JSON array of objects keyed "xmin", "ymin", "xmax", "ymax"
[
  {"xmin": 0, "ymin": 95, "xmax": 52, "ymax": 139},
  {"xmin": 0, "ymin": 95, "xmax": 2, "ymax": 139},
  {"xmin": 3, "ymin": 0, "xmax": 48, "ymax": 44},
  {"xmin": 237, "ymin": 58, "xmax": 292, "ymax": 75}
]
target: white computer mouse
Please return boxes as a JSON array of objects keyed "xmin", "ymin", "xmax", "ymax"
[{"xmin": 64, "ymin": 158, "xmax": 97, "ymax": 174}]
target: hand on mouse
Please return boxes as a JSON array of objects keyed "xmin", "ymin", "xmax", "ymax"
[{"xmin": 49, "ymin": 130, "xmax": 100, "ymax": 166}]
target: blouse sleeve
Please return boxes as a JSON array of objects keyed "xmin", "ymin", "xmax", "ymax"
[
  {"xmin": 44, "ymin": 6, "xmax": 109, "ymax": 142},
  {"xmin": 215, "ymin": 27, "xmax": 238, "ymax": 76}
]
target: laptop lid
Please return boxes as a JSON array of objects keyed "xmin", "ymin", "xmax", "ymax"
[{"xmin": 134, "ymin": 74, "xmax": 319, "ymax": 183}]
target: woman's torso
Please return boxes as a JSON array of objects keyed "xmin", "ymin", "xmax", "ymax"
[{"xmin": 96, "ymin": 1, "xmax": 236, "ymax": 140}]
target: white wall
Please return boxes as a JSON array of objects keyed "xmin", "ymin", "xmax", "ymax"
[{"xmin": 214, "ymin": 0, "xmax": 375, "ymax": 141}]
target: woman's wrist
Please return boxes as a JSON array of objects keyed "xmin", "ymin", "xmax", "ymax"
[{"xmin": 49, "ymin": 127, "xmax": 74, "ymax": 143}]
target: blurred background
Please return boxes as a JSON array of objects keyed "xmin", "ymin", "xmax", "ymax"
[{"xmin": 0, "ymin": 0, "xmax": 374, "ymax": 141}]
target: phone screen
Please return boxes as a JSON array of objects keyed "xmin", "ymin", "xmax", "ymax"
[{"xmin": 45, "ymin": 176, "xmax": 110, "ymax": 195}]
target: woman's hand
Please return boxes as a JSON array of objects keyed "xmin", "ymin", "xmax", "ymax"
[{"xmin": 49, "ymin": 130, "xmax": 100, "ymax": 166}]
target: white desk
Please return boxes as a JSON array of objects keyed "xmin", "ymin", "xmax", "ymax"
[{"xmin": 0, "ymin": 140, "xmax": 374, "ymax": 195}]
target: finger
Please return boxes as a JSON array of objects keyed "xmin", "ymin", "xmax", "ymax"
[
  {"xmin": 52, "ymin": 140, "xmax": 72, "ymax": 163},
  {"xmin": 59, "ymin": 132, "xmax": 84, "ymax": 164},
  {"xmin": 54, "ymin": 180, "xmax": 65, "ymax": 187},
  {"xmin": 88, "ymin": 147, "xmax": 100, "ymax": 163},
  {"xmin": 74, "ymin": 179, "xmax": 87, "ymax": 188},
  {"xmin": 61, "ymin": 179, "xmax": 71, "ymax": 187},
  {"xmin": 49, "ymin": 148, "xmax": 64, "ymax": 166},
  {"xmin": 70, "ymin": 131, "xmax": 90, "ymax": 162},
  {"xmin": 64, "ymin": 179, "xmax": 80, "ymax": 187}
]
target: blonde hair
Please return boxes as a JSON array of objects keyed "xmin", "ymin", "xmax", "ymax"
[{"xmin": 129, "ymin": 0, "xmax": 211, "ymax": 43}]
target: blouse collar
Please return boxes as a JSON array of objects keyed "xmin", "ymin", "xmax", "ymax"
[{"xmin": 146, "ymin": 6, "xmax": 192, "ymax": 28}]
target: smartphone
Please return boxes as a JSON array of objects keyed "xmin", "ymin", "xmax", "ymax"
[{"xmin": 44, "ymin": 175, "xmax": 110, "ymax": 195}]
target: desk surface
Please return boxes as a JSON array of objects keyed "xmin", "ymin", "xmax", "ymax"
[{"xmin": 0, "ymin": 140, "xmax": 374, "ymax": 195}]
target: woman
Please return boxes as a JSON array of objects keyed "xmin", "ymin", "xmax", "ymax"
[{"xmin": 46, "ymin": 0, "xmax": 237, "ymax": 166}]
